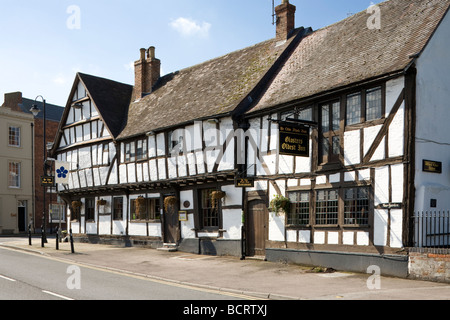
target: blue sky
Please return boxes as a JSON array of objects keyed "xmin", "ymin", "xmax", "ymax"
[{"xmin": 0, "ymin": 0, "xmax": 383, "ymax": 107}]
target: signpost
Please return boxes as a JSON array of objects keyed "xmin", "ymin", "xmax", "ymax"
[{"xmin": 40, "ymin": 176, "xmax": 55, "ymax": 187}]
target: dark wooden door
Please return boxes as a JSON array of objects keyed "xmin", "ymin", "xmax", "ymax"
[
  {"xmin": 247, "ymin": 200, "xmax": 268, "ymax": 256},
  {"xmin": 164, "ymin": 198, "xmax": 179, "ymax": 244},
  {"xmin": 18, "ymin": 207, "xmax": 26, "ymax": 232}
]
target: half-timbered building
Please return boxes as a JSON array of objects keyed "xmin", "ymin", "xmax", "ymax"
[{"xmin": 51, "ymin": 0, "xmax": 450, "ymax": 276}]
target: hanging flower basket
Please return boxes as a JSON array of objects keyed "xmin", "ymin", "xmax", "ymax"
[
  {"xmin": 71, "ymin": 201, "xmax": 82, "ymax": 208},
  {"xmin": 97, "ymin": 199, "xmax": 107, "ymax": 206},
  {"xmin": 269, "ymin": 195, "xmax": 291, "ymax": 216},
  {"xmin": 164, "ymin": 196, "xmax": 177, "ymax": 211},
  {"xmin": 211, "ymin": 191, "xmax": 226, "ymax": 200},
  {"xmin": 135, "ymin": 197, "xmax": 146, "ymax": 215}
]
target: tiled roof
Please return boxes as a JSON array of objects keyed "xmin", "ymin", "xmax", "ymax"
[
  {"xmin": 248, "ymin": 0, "xmax": 450, "ymax": 113},
  {"xmin": 78, "ymin": 73, "xmax": 133, "ymax": 138},
  {"xmin": 117, "ymin": 32, "xmax": 301, "ymax": 139}
]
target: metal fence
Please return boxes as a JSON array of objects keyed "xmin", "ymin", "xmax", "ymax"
[{"xmin": 413, "ymin": 211, "xmax": 450, "ymax": 248}]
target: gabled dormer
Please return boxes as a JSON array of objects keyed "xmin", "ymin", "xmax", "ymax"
[{"xmin": 52, "ymin": 73, "xmax": 133, "ymax": 152}]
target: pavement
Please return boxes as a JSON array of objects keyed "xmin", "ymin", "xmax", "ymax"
[{"xmin": 1, "ymin": 236, "xmax": 450, "ymax": 300}]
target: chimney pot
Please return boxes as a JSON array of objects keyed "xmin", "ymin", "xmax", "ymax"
[
  {"xmin": 140, "ymin": 48, "xmax": 146, "ymax": 60},
  {"xmin": 134, "ymin": 46, "xmax": 161, "ymax": 100},
  {"xmin": 148, "ymin": 46, "xmax": 156, "ymax": 60}
]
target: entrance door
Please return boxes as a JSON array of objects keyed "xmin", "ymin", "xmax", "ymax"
[
  {"xmin": 18, "ymin": 207, "xmax": 26, "ymax": 232},
  {"xmin": 163, "ymin": 197, "xmax": 179, "ymax": 244},
  {"xmin": 247, "ymin": 199, "xmax": 269, "ymax": 257}
]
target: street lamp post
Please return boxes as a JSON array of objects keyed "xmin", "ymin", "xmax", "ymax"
[{"xmin": 30, "ymin": 96, "xmax": 48, "ymax": 247}]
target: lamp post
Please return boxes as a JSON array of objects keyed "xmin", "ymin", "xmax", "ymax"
[{"xmin": 30, "ymin": 96, "xmax": 48, "ymax": 247}]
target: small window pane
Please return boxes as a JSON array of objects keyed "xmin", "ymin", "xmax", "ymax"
[
  {"xmin": 344, "ymin": 187, "xmax": 369, "ymax": 225},
  {"xmin": 298, "ymin": 107, "xmax": 313, "ymax": 121},
  {"xmin": 366, "ymin": 87, "xmax": 382, "ymax": 121},
  {"xmin": 332, "ymin": 102, "xmax": 340, "ymax": 131},
  {"xmin": 85, "ymin": 198, "xmax": 95, "ymax": 221},
  {"xmin": 9, "ymin": 126, "xmax": 20, "ymax": 147},
  {"xmin": 113, "ymin": 197, "xmax": 123, "ymax": 220},
  {"xmin": 321, "ymin": 137, "xmax": 329, "ymax": 158},
  {"xmin": 201, "ymin": 189, "xmax": 219, "ymax": 228},
  {"xmin": 346, "ymin": 93, "xmax": 362, "ymax": 125},
  {"xmin": 316, "ymin": 189, "xmax": 338, "ymax": 225},
  {"xmin": 288, "ymin": 191, "xmax": 310, "ymax": 225},
  {"xmin": 332, "ymin": 136, "xmax": 340, "ymax": 156},
  {"xmin": 8, "ymin": 162, "xmax": 21, "ymax": 188},
  {"xmin": 321, "ymin": 105, "xmax": 330, "ymax": 133}
]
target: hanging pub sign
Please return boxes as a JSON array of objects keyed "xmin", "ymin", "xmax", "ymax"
[
  {"xmin": 423, "ymin": 160, "xmax": 442, "ymax": 174},
  {"xmin": 40, "ymin": 176, "xmax": 55, "ymax": 187},
  {"xmin": 279, "ymin": 122, "xmax": 310, "ymax": 157}
]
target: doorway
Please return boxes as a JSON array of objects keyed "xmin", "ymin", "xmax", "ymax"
[
  {"xmin": 247, "ymin": 199, "xmax": 269, "ymax": 257},
  {"xmin": 18, "ymin": 201, "xmax": 27, "ymax": 232}
]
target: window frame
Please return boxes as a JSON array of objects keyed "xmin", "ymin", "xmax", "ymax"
[
  {"xmin": 319, "ymin": 100, "xmax": 341, "ymax": 164},
  {"xmin": 113, "ymin": 197, "xmax": 124, "ymax": 221},
  {"xmin": 287, "ymin": 191, "xmax": 311, "ymax": 227},
  {"xmin": 130, "ymin": 197, "xmax": 161, "ymax": 222},
  {"xmin": 343, "ymin": 187, "xmax": 370, "ymax": 226},
  {"xmin": 8, "ymin": 126, "xmax": 21, "ymax": 148},
  {"xmin": 315, "ymin": 189, "xmax": 339, "ymax": 226},
  {"xmin": 123, "ymin": 138, "xmax": 148, "ymax": 164},
  {"xmin": 345, "ymin": 85, "xmax": 385, "ymax": 127},
  {"xmin": 8, "ymin": 161, "xmax": 21, "ymax": 189},
  {"xmin": 199, "ymin": 188, "xmax": 222, "ymax": 230},
  {"xmin": 85, "ymin": 197, "xmax": 96, "ymax": 222},
  {"xmin": 49, "ymin": 204, "xmax": 66, "ymax": 222}
]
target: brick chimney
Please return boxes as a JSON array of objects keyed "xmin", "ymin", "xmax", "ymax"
[
  {"xmin": 134, "ymin": 46, "xmax": 161, "ymax": 100},
  {"xmin": 275, "ymin": 0, "xmax": 296, "ymax": 42},
  {"xmin": 2, "ymin": 92, "xmax": 23, "ymax": 112}
]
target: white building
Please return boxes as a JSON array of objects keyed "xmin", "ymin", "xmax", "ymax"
[{"xmin": 51, "ymin": 0, "xmax": 450, "ymax": 276}]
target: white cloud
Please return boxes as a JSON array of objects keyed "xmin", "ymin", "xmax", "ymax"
[
  {"xmin": 169, "ymin": 17, "xmax": 211, "ymax": 38},
  {"xmin": 124, "ymin": 61, "xmax": 134, "ymax": 72},
  {"xmin": 53, "ymin": 73, "xmax": 68, "ymax": 85}
]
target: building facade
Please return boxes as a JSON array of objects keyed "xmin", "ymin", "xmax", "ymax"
[
  {"xmin": 0, "ymin": 96, "xmax": 34, "ymax": 234},
  {"xmin": 51, "ymin": 0, "xmax": 450, "ymax": 276},
  {"xmin": 1, "ymin": 92, "xmax": 64, "ymax": 234}
]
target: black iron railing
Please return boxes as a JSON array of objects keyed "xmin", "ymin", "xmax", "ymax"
[{"xmin": 413, "ymin": 211, "xmax": 450, "ymax": 248}]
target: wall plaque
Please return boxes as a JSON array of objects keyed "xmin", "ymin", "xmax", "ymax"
[{"xmin": 423, "ymin": 160, "xmax": 442, "ymax": 174}]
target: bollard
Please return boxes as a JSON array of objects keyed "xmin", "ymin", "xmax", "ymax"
[
  {"xmin": 69, "ymin": 229, "xmax": 75, "ymax": 254},
  {"xmin": 41, "ymin": 225, "xmax": 45, "ymax": 248},
  {"xmin": 55, "ymin": 227, "xmax": 59, "ymax": 250},
  {"xmin": 28, "ymin": 225, "xmax": 32, "ymax": 246}
]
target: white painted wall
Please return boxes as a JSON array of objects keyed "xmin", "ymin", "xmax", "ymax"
[{"xmin": 415, "ymin": 10, "xmax": 450, "ymax": 212}]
